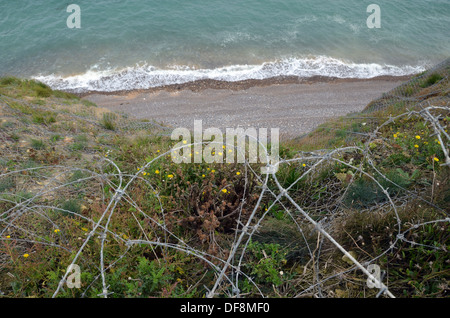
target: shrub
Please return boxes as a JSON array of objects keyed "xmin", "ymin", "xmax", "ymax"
[
  {"xmin": 32, "ymin": 111, "xmax": 57, "ymax": 125},
  {"xmin": 420, "ymin": 73, "xmax": 443, "ymax": 88},
  {"xmin": 60, "ymin": 199, "xmax": 82, "ymax": 216},
  {"xmin": 379, "ymin": 168, "xmax": 419, "ymax": 195},
  {"xmin": 243, "ymin": 240, "xmax": 287, "ymax": 287},
  {"xmin": 101, "ymin": 113, "xmax": 117, "ymax": 130},
  {"xmin": 0, "ymin": 76, "xmax": 21, "ymax": 86},
  {"xmin": 30, "ymin": 138, "xmax": 46, "ymax": 150},
  {"xmin": 344, "ymin": 177, "xmax": 386, "ymax": 208},
  {"xmin": 0, "ymin": 176, "xmax": 15, "ymax": 192},
  {"xmin": 34, "ymin": 85, "xmax": 52, "ymax": 98}
]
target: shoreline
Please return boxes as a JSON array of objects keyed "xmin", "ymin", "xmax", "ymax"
[
  {"xmin": 83, "ymin": 75, "xmax": 412, "ymax": 138},
  {"xmin": 77, "ymin": 74, "xmax": 413, "ymax": 97}
]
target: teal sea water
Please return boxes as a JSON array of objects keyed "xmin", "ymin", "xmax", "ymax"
[{"xmin": 0, "ymin": 0, "xmax": 449, "ymax": 92}]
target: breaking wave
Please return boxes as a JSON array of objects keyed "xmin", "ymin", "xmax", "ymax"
[{"xmin": 33, "ymin": 56, "xmax": 426, "ymax": 93}]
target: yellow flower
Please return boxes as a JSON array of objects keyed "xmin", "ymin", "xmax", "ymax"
[
  {"xmin": 157, "ymin": 150, "xmax": 160, "ymax": 153},
  {"xmin": 155, "ymin": 170, "xmax": 160, "ymax": 174},
  {"xmin": 202, "ymin": 174, "xmax": 205, "ymax": 177},
  {"xmin": 236, "ymin": 172, "xmax": 241, "ymax": 175},
  {"xmin": 221, "ymin": 189, "xmax": 227, "ymax": 193},
  {"xmin": 182, "ymin": 140, "xmax": 187, "ymax": 144},
  {"xmin": 23, "ymin": 254, "xmax": 29, "ymax": 258},
  {"xmin": 302, "ymin": 163, "xmax": 306, "ymax": 167},
  {"xmin": 414, "ymin": 144, "xmax": 419, "ymax": 148},
  {"xmin": 143, "ymin": 172, "xmax": 147, "ymax": 176},
  {"xmin": 222, "ymin": 145, "xmax": 226, "ymax": 149},
  {"xmin": 218, "ymin": 152, "xmax": 223, "ymax": 156},
  {"xmin": 434, "ymin": 157, "xmax": 439, "ymax": 162},
  {"xmin": 54, "ymin": 229, "xmax": 60, "ymax": 234},
  {"xmin": 228, "ymin": 149, "xmax": 232, "ymax": 153},
  {"xmin": 415, "ymin": 135, "xmax": 421, "ymax": 139},
  {"xmin": 393, "ymin": 134, "xmax": 398, "ymax": 138},
  {"xmin": 211, "ymin": 170, "xmax": 215, "ymax": 173},
  {"xmin": 6, "ymin": 235, "xmax": 10, "ymax": 239},
  {"xmin": 81, "ymin": 227, "xmax": 88, "ymax": 232},
  {"xmin": 167, "ymin": 174, "xmax": 174, "ymax": 178}
]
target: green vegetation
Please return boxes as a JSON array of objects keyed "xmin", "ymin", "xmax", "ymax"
[
  {"xmin": 420, "ymin": 73, "xmax": 443, "ymax": 88},
  {"xmin": 0, "ymin": 71, "xmax": 448, "ymax": 298},
  {"xmin": 0, "ymin": 76, "xmax": 79, "ymax": 100},
  {"xmin": 60, "ymin": 199, "xmax": 82, "ymax": 216},
  {"xmin": 32, "ymin": 111, "xmax": 57, "ymax": 125},
  {"xmin": 101, "ymin": 112, "xmax": 117, "ymax": 130},
  {"xmin": 30, "ymin": 138, "xmax": 46, "ymax": 150}
]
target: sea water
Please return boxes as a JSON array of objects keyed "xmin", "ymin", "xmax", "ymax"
[{"xmin": 0, "ymin": 0, "xmax": 448, "ymax": 92}]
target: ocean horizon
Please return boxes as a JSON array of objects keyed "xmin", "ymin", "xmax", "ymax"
[{"xmin": 1, "ymin": 0, "xmax": 449, "ymax": 92}]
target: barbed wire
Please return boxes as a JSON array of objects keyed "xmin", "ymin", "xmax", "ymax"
[{"xmin": 0, "ymin": 60, "xmax": 449, "ymax": 298}]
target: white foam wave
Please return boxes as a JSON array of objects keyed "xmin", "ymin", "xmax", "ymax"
[{"xmin": 33, "ymin": 56, "xmax": 426, "ymax": 93}]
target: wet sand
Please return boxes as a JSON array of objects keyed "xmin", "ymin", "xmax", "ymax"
[{"xmin": 83, "ymin": 76, "xmax": 410, "ymax": 138}]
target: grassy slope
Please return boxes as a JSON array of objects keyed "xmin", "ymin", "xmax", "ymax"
[{"xmin": 0, "ymin": 71, "xmax": 448, "ymax": 298}]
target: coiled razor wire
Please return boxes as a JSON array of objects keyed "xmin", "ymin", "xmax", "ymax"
[{"xmin": 0, "ymin": 59, "xmax": 449, "ymax": 298}]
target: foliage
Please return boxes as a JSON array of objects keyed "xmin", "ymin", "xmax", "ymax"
[{"xmin": 0, "ymin": 64, "xmax": 449, "ymax": 298}]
